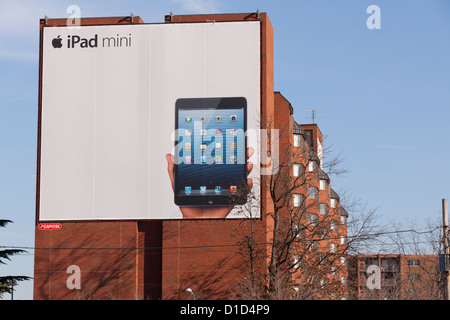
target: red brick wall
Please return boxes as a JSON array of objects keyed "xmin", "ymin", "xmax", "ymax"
[
  {"xmin": 34, "ymin": 221, "xmax": 137, "ymax": 299},
  {"xmin": 34, "ymin": 220, "xmax": 164, "ymax": 300},
  {"xmin": 161, "ymin": 219, "xmax": 265, "ymax": 299}
]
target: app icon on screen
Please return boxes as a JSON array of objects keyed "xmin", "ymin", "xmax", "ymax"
[
  {"xmin": 185, "ymin": 129, "xmax": 192, "ymax": 136},
  {"xmin": 185, "ymin": 186, "xmax": 192, "ymax": 194},
  {"xmin": 185, "ymin": 116, "xmax": 192, "ymax": 123},
  {"xmin": 230, "ymin": 129, "xmax": 237, "ymax": 136},
  {"xmin": 230, "ymin": 115, "xmax": 237, "ymax": 121},
  {"xmin": 185, "ymin": 143, "xmax": 191, "ymax": 150},
  {"xmin": 230, "ymin": 186, "xmax": 237, "ymax": 193},
  {"xmin": 200, "ymin": 186, "xmax": 207, "ymax": 193},
  {"xmin": 184, "ymin": 156, "xmax": 191, "ymax": 164},
  {"xmin": 215, "ymin": 186, "xmax": 222, "ymax": 194},
  {"xmin": 215, "ymin": 155, "xmax": 222, "ymax": 163},
  {"xmin": 200, "ymin": 142, "xmax": 207, "ymax": 150}
]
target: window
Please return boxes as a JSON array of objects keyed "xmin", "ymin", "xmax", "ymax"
[
  {"xmin": 340, "ymin": 215, "xmax": 347, "ymax": 225},
  {"xmin": 293, "ymin": 164, "xmax": 305, "ymax": 184},
  {"xmin": 309, "ymin": 213, "xmax": 317, "ymax": 226},
  {"xmin": 293, "ymin": 255, "xmax": 301, "ymax": 267},
  {"xmin": 319, "ymin": 179, "xmax": 326, "ymax": 190},
  {"xmin": 330, "ymin": 243, "xmax": 337, "ymax": 253},
  {"xmin": 293, "ymin": 134, "xmax": 301, "ymax": 147},
  {"xmin": 308, "ymin": 161, "xmax": 315, "ymax": 172},
  {"xmin": 309, "ymin": 240, "xmax": 318, "ymax": 252},
  {"xmin": 295, "ymin": 225, "xmax": 303, "ymax": 238},
  {"xmin": 309, "ymin": 187, "xmax": 316, "ymax": 199},
  {"xmin": 407, "ymin": 259, "xmax": 421, "ymax": 266},
  {"xmin": 384, "ymin": 272, "xmax": 394, "ymax": 280},
  {"xmin": 293, "ymin": 194, "xmax": 301, "ymax": 207},
  {"xmin": 381, "ymin": 259, "xmax": 395, "ymax": 271},
  {"xmin": 330, "ymin": 198, "xmax": 337, "ymax": 208},
  {"xmin": 320, "ymin": 253, "xmax": 327, "ymax": 264},
  {"xmin": 366, "ymin": 259, "xmax": 379, "ymax": 267},
  {"xmin": 320, "ymin": 203, "xmax": 328, "ymax": 215},
  {"xmin": 340, "ymin": 236, "xmax": 346, "ymax": 245},
  {"xmin": 331, "ymin": 266, "xmax": 337, "ymax": 276},
  {"xmin": 293, "ymin": 164, "xmax": 301, "ymax": 177},
  {"xmin": 341, "ymin": 276, "xmax": 347, "ymax": 285},
  {"xmin": 340, "ymin": 256, "xmax": 346, "ymax": 265},
  {"xmin": 331, "ymin": 220, "xmax": 337, "ymax": 231},
  {"xmin": 408, "ymin": 274, "xmax": 421, "ymax": 281}
]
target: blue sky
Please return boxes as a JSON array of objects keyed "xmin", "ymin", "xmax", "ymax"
[{"xmin": 0, "ymin": 0, "xmax": 449, "ymax": 300}]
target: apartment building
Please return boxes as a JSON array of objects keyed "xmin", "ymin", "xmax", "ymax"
[
  {"xmin": 273, "ymin": 92, "xmax": 348, "ymax": 300},
  {"xmin": 348, "ymin": 254, "xmax": 443, "ymax": 300}
]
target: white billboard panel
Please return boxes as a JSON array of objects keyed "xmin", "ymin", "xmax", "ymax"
[{"xmin": 39, "ymin": 22, "xmax": 260, "ymax": 220}]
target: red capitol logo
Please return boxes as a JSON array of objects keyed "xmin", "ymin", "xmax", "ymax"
[{"xmin": 38, "ymin": 223, "xmax": 62, "ymax": 230}]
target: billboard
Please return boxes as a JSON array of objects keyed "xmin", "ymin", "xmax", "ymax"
[{"xmin": 39, "ymin": 21, "xmax": 261, "ymax": 220}]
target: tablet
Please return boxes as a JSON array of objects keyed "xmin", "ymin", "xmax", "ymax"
[{"xmin": 174, "ymin": 97, "xmax": 248, "ymax": 206}]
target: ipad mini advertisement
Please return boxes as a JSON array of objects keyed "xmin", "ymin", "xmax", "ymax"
[{"xmin": 39, "ymin": 22, "xmax": 261, "ymax": 220}]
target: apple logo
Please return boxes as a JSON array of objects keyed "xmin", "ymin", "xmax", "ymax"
[{"xmin": 52, "ymin": 35, "xmax": 63, "ymax": 48}]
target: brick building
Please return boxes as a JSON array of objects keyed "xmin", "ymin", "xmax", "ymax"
[
  {"xmin": 271, "ymin": 92, "xmax": 348, "ymax": 299},
  {"xmin": 348, "ymin": 254, "xmax": 443, "ymax": 300},
  {"xmin": 34, "ymin": 12, "xmax": 348, "ymax": 300}
]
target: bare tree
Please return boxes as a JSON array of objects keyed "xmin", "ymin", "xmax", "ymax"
[
  {"xmin": 386, "ymin": 218, "xmax": 444, "ymax": 300},
  {"xmin": 347, "ymin": 217, "xmax": 444, "ymax": 300},
  {"xmin": 231, "ymin": 119, "xmax": 385, "ymax": 300}
]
